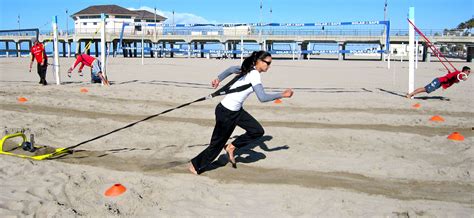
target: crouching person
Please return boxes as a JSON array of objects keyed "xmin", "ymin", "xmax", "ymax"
[{"xmin": 68, "ymin": 53, "xmax": 109, "ymax": 85}]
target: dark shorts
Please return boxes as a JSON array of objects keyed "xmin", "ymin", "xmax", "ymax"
[
  {"xmin": 91, "ymin": 72, "xmax": 101, "ymax": 83},
  {"xmin": 424, "ymin": 78, "xmax": 441, "ymax": 94}
]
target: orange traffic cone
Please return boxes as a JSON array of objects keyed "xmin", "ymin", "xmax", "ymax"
[
  {"xmin": 447, "ymin": 132, "xmax": 464, "ymax": 141},
  {"xmin": 80, "ymin": 88, "xmax": 89, "ymax": 93},
  {"xmin": 17, "ymin": 97, "xmax": 28, "ymax": 103},
  {"xmin": 104, "ymin": 184, "xmax": 127, "ymax": 197},
  {"xmin": 274, "ymin": 99, "xmax": 282, "ymax": 104},
  {"xmin": 412, "ymin": 103, "xmax": 421, "ymax": 109},
  {"xmin": 429, "ymin": 115, "xmax": 444, "ymax": 122}
]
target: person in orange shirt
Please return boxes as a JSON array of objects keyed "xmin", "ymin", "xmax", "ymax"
[
  {"xmin": 29, "ymin": 39, "xmax": 48, "ymax": 85},
  {"xmin": 68, "ymin": 53, "xmax": 109, "ymax": 85}
]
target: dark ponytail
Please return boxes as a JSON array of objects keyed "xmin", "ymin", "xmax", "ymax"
[{"xmin": 240, "ymin": 50, "xmax": 271, "ymax": 75}]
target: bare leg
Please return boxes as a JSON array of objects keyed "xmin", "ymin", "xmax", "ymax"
[
  {"xmin": 225, "ymin": 143, "xmax": 237, "ymax": 168},
  {"xmin": 188, "ymin": 163, "xmax": 198, "ymax": 175},
  {"xmin": 406, "ymin": 87, "xmax": 426, "ymax": 99},
  {"xmin": 98, "ymin": 72, "xmax": 110, "ymax": 86}
]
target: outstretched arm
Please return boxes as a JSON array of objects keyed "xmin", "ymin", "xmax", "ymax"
[
  {"xmin": 217, "ymin": 66, "xmax": 241, "ymax": 81},
  {"xmin": 78, "ymin": 63, "xmax": 85, "ymax": 72},
  {"xmin": 211, "ymin": 66, "xmax": 241, "ymax": 88},
  {"xmin": 69, "ymin": 57, "xmax": 81, "ymax": 72},
  {"xmin": 253, "ymin": 84, "xmax": 293, "ymax": 102}
]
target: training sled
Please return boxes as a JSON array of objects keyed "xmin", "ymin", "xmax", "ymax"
[{"xmin": 0, "ymin": 132, "xmax": 68, "ymax": 160}]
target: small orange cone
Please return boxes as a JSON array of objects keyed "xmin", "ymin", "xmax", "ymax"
[
  {"xmin": 447, "ymin": 132, "xmax": 464, "ymax": 141},
  {"xmin": 412, "ymin": 103, "xmax": 421, "ymax": 109},
  {"xmin": 80, "ymin": 88, "xmax": 89, "ymax": 93},
  {"xmin": 104, "ymin": 184, "xmax": 127, "ymax": 197},
  {"xmin": 274, "ymin": 99, "xmax": 282, "ymax": 104},
  {"xmin": 429, "ymin": 115, "xmax": 445, "ymax": 122},
  {"xmin": 17, "ymin": 97, "xmax": 28, "ymax": 103}
]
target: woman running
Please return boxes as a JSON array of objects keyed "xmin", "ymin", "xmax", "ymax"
[{"xmin": 189, "ymin": 51, "xmax": 294, "ymax": 175}]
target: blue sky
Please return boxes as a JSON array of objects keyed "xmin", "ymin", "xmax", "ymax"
[{"xmin": 0, "ymin": 0, "xmax": 472, "ymax": 31}]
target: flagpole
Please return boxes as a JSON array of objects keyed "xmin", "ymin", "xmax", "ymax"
[{"xmin": 259, "ymin": 0, "xmax": 263, "ymax": 49}]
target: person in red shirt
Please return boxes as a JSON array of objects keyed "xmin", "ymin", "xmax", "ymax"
[
  {"xmin": 68, "ymin": 53, "xmax": 109, "ymax": 85},
  {"xmin": 29, "ymin": 39, "xmax": 48, "ymax": 85},
  {"xmin": 406, "ymin": 66, "xmax": 471, "ymax": 98}
]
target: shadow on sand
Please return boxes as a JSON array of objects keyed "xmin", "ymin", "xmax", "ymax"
[
  {"xmin": 377, "ymin": 88, "xmax": 450, "ymax": 101},
  {"xmin": 204, "ymin": 135, "xmax": 289, "ymax": 173}
]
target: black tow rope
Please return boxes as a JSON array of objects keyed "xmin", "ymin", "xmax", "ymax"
[{"xmin": 53, "ymin": 75, "xmax": 251, "ymax": 155}]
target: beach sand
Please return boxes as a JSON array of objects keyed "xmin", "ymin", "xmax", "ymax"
[{"xmin": 0, "ymin": 57, "xmax": 473, "ymax": 216}]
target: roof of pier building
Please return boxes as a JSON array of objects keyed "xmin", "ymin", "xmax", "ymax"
[{"xmin": 72, "ymin": 5, "xmax": 167, "ymax": 22}]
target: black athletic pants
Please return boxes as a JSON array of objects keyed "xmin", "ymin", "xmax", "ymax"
[
  {"xmin": 37, "ymin": 59, "xmax": 48, "ymax": 85},
  {"xmin": 191, "ymin": 103, "xmax": 264, "ymax": 174}
]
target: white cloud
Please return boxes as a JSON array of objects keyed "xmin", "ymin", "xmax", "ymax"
[{"xmin": 127, "ymin": 6, "xmax": 215, "ymax": 24}]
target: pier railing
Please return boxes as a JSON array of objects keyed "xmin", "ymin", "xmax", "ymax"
[{"xmin": 1, "ymin": 28, "xmax": 470, "ymax": 38}]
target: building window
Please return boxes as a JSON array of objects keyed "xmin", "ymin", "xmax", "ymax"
[
  {"xmin": 83, "ymin": 22, "xmax": 87, "ymax": 25},
  {"xmin": 93, "ymin": 22, "xmax": 97, "ymax": 25},
  {"xmin": 115, "ymin": 15, "xmax": 131, "ymax": 19},
  {"xmin": 79, "ymin": 15, "xmax": 100, "ymax": 19}
]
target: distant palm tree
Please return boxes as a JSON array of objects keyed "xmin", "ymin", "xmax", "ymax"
[
  {"xmin": 457, "ymin": 22, "xmax": 467, "ymax": 29},
  {"xmin": 456, "ymin": 18, "xmax": 473, "ymax": 30}
]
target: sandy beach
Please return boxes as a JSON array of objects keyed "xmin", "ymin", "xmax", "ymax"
[{"xmin": 0, "ymin": 57, "xmax": 472, "ymax": 216}]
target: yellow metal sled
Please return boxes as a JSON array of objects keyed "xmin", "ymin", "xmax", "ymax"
[{"xmin": 0, "ymin": 133, "xmax": 68, "ymax": 160}]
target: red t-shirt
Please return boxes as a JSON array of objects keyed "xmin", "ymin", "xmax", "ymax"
[
  {"xmin": 72, "ymin": 54, "xmax": 96, "ymax": 71},
  {"xmin": 437, "ymin": 71, "xmax": 462, "ymax": 89},
  {"xmin": 30, "ymin": 43, "xmax": 47, "ymax": 63}
]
